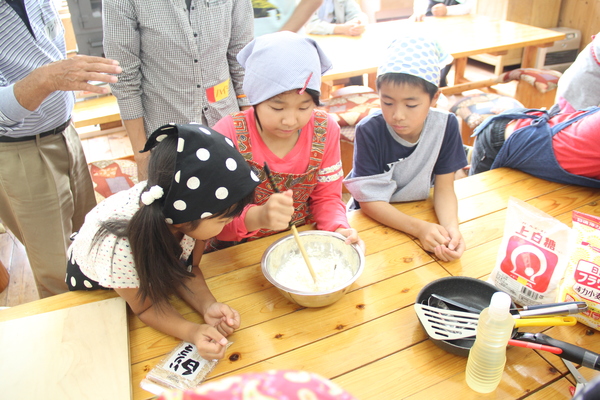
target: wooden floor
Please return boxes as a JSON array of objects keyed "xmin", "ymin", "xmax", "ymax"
[
  {"xmin": 0, "ymin": 230, "xmax": 38, "ymax": 307},
  {"xmin": 0, "ymin": 58, "xmax": 513, "ymax": 308}
]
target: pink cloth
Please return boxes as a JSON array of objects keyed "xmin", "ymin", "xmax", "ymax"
[
  {"xmin": 511, "ymin": 109, "xmax": 600, "ymax": 179},
  {"xmin": 157, "ymin": 370, "xmax": 358, "ymax": 400},
  {"xmin": 496, "ymin": 68, "xmax": 562, "ymax": 94},
  {"xmin": 212, "ymin": 108, "xmax": 349, "ymax": 240}
]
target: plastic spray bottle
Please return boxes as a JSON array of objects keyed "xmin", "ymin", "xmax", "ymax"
[{"xmin": 465, "ymin": 291, "xmax": 515, "ymax": 393}]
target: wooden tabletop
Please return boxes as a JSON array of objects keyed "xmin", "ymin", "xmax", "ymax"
[
  {"xmin": 311, "ymin": 14, "xmax": 566, "ymax": 95},
  {"xmin": 2, "ymin": 168, "xmax": 600, "ymax": 399},
  {"xmin": 72, "ymin": 94, "xmax": 121, "ymax": 129}
]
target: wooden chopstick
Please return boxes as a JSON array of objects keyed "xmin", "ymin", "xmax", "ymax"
[{"xmin": 263, "ymin": 162, "xmax": 318, "ymax": 284}]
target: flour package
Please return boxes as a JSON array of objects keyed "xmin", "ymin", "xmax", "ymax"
[
  {"xmin": 557, "ymin": 211, "xmax": 600, "ymax": 330},
  {"xmin": 489, "ymin": 197, "xmax": 572, "ymax": 306}
]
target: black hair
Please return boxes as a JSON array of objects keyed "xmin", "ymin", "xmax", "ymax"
[
  {"xmin": 93, "ymin": 134, "xmax": 254, "ymax": 310},
  {"xmin": 376, "ymin": 73, "xmax": 439, "ymax": 100},
  {"xmin": 254, "ymin": 88, "xmax": 321, "ymax": 131},
  {"xmin": 305, "ymin": 88, "xmax": 321, "ymax": 107}
]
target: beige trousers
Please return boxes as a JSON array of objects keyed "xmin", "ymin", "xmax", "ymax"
[{"xmin": 0, "ymin": 124, "xmax": 96, "ymax": 298}]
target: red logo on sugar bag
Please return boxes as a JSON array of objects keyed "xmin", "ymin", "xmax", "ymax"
[{"xmin": 500, "ymin": 235, "xmax": 559, "ymax": 293}]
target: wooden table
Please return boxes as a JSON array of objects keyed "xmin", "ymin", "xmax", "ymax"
[
  {"xmin": 310, "ymin": 15, "xmax": 566, "ymax": 97},
  {"xmin": 2, "ymin": 168, "xmax": 600, "ymax": 399},
  {"xmin": 72, "ymin": 94, "xmax": 122, "ymax": 129},
  {"xmin": 71, "ymin": 15, "xmax": 565, "ymax": 128}
]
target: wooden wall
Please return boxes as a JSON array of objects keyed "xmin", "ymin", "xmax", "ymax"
[
  {"xmin": 558, "ymin": 0, "xmax": 600, "ymax": 50},
  {"xmin": 476, "ymin": 0, "xmax": 561, "ymax": 28}
]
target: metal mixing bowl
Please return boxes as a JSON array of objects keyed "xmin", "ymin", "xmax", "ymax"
[{"xmin": 261, "ymin": 230, "xmax": 365, "ymax": 308}]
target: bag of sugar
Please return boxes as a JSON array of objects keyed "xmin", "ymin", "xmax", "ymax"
[
  {"xmin": 557, "ymin": 211, "xmax": 600, "ymax": 330},
  {"xmin": 489, "ymin": 197, "xmax": 572, "ymax": 306}
]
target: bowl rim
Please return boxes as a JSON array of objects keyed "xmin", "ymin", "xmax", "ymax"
[{"xmin": 261, "ymin": 230, "xmax": 365, "ymax": 296}]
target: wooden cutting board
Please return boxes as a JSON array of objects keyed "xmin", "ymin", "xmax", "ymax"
[{"xmin": 0, "ymin": 296, "xmax": 131, "ymax": 399}]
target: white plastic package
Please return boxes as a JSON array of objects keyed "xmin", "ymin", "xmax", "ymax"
[
  {"xmin": 557, "ymin": 211, "xmax": 600, "ymax": 330},
  {"xmin": 489, "ymin": 197, "xmax": 572, "ymax": 306}
]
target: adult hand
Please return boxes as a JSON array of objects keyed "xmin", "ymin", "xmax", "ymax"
[
  {"xmin": 39, "ymin": 55, "xmax": 121, "ymax": 93},
  {"xmin": 15, "ymin": 55, "xmax": 122, "ymax": 111},
  {"xmin": 431, "ymin": 4, "xmax": 448, "ymax": 17}
]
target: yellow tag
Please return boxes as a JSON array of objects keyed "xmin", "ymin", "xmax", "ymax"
[
  {"xmin": 517, "ymin": 276, "xmax": 528, "ymax": 285},
  {"xmin": 206, "ymin": 79, "xmax": 230, "ymax": 103}
]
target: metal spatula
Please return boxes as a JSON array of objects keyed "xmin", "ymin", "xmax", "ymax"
[
  {"xmin": 414, "ymin": 303, "xmax": 577, "ymax": 341},
  {"xmin": 414, "ymin": 303, "xmax": 480, "ymax": 340}
]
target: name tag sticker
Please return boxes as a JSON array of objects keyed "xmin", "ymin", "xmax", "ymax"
[{"xmin": 206, "ymin": 79, "xmax": 230, "ymax": 103}]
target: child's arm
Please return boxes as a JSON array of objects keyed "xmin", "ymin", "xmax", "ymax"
[
  {"xmin": 280, "ymin": 0, "xmax": 323, "ymax": 33},
  {"xmin": 309, "ymin": 115, "xmax": 362, "ymax": 245},
  {"xmin": 178, "ymin": 241, "xmax": 241, "ymax": 337},
  {"xmin": 305, "ymin": 13, "xmax": 337, "ymax": 35},
  {"xmin": 432, "ymin": 172, "xmax": 466, "ymax": 261},
  {"xmin": 115, "ymin": 287, "xmax": 230, "ymax": 360},
  {"xmin": 215, "ymin": 193, "xmax": 295, "ymax": 241},
  {"xmin": 409, "ymin": 0, "xmax": 428, "ymax": 21},
  {"xmin": 177, "ymin": 265, "xmax": 241, "ymax": 337}
]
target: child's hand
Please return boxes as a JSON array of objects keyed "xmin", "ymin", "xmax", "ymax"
[
  {"xmin": 348, "ymin": 23, "xmax": 365, "ymax": 36},
  {"xmin": 191, "ymin": 324, "xmax": 229, "ymax": 360},
  {"xmin": 336, "ymin": 21, "xmax": 365, "ymax": 36},
  {"xmin": 203, "ymin": 302, "xmax": 241, "ymax": 337},
  {"xmin": 347, "ymin": 19, "xmax": 366, "ymax": 36},
  {"xmin": 416, "ymin": 222, "xmax": 451, "ymax": 254},
  {"xmin": 336, "ymin": 227, "xmax": 365, "ymax": 253},
  {"xmin": 409, "ymin": 13, "xmax": 426, "ymax": 22},
  {"xmin": 435, "ymin": 226, "xmax": 466, "ymax": 262},
  {"xmin": 259, "ymin": 189, "xmax": 294, "ymax": 230},
  {"xmin": 431, "ymin": 4, "xmax": 448, "ymax": 17}
]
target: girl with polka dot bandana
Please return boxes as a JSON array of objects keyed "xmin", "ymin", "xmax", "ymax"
[
  {"xmin": 209, "ymin": 31, "xmax": 363, "ymax": 251},
  {"xmin": 66, "ymin": 123, "xmax": 259, "ymax": 360}
]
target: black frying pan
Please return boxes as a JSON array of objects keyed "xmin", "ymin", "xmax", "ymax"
[
  {"xmin": 415, "ymin": 276, "xmax": 508, "ymax": 357},
  {"xmin": 415, "ymin": 276, "xmax": 600, "ymax": 370}
]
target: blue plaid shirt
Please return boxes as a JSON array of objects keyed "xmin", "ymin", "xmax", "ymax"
[{"xmin": 0, "ymin": 0, "xmax": 73, "ymax": 138}]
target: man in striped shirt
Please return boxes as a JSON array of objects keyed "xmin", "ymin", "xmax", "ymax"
[{"xmin": 0, "ymin": 0, "xmax": 122, "ymax": 298}]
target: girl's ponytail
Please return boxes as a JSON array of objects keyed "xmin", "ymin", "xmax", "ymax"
[
  {"xmin": 127, "ymin": 134, "xmax": 193, "ymax": 308},
  {"xmin": 127, "ymin": 197, "xmax": 193, "ymax": 308}
]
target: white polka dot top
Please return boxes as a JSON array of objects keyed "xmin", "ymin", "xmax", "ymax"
[{"xmin": 67, "ymin": 182, "xmax": 195, "ymax": 289}]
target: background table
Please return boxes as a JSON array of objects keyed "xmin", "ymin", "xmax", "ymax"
[
  {"xmin": 72, "ymin": 94, "xmax": 122, "ymax": 130},
  {"xmin": 1, "ymin": 168, "xmax": 599, "ymax": 399},
  {"xmin": 311, "ymin": 15, "xmax": 566, "ymax": 97}
]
